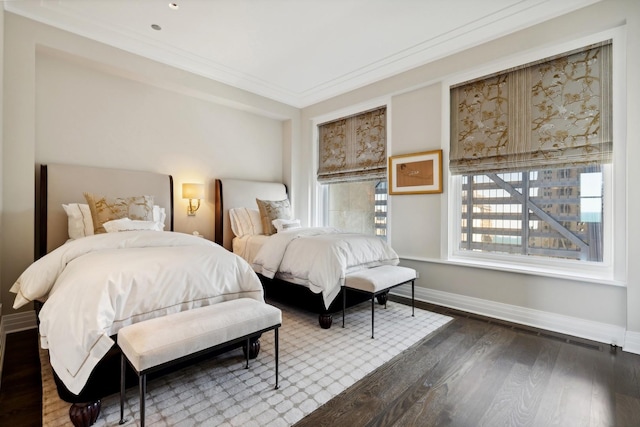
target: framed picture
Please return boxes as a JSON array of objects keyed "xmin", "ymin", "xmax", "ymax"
[{"xmin": 388, "ymin": 149, "xmax": 443, "ymax": 195}]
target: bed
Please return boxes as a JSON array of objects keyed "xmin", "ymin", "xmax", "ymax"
[
  {"xmin": 11, "ymin": 164, "xmax": 265, "ymax": 427},
  {"xmin": 214, "ymin": 178, "xmax": 400, "ymax": 328}
]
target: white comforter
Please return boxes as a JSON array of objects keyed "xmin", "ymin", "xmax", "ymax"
[
  {"xmin": 10, "ymin": 231, "xmax": 263, "ymax": 395},
  {"xmin": 252, "ymin": 227, "xmax": 399, "ymax": 308}
]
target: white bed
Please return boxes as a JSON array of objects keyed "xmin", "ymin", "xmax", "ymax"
[
  {"xmin": 214, "ymin": 178, "xmax": 400, "ymax": 328},
  {"xmin": 14, "ymin": 164, "xmax": 265, "ymax": 427}
]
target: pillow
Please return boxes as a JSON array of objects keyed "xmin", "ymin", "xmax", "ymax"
[
  {"xmin": 84, "ymin": 193, "xmax": 154, "ymax": 234},
  {"xmin": 256, "ymin": 198, "xmax": 291, "ymax": 236},
  {"xmin": 103, "ymin": 218, "xmax": 163, "ymax": 233},
  {"xmin": 272, "ymin": 218, "xmax": 301, "ymax": 233},
  {"xmin": 153, "ymin": 205, "xmax": 167, "ymax": 228},
  {"xmin": 62, "ymin": 203, "xmax": 94, "ymax": 239},
  {"xmin": 229, "ymin": 208, "xmax": 263, "ymax": 237}
]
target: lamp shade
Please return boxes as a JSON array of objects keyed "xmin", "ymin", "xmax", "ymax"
[{"xmin": 182, "ymin": 183, "xmax": 205, "ymax": 200}]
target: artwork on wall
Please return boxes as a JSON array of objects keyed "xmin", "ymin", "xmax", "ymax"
[{"xmin": 388, "ymin": 149, "xmax": 443, "ymax": 195}]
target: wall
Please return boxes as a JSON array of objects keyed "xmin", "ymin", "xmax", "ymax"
[
  {"xmin": 301, "ymin": 0, "xmax": 640, "ymax": 350},
  {"xmin": 1, "ymin": 13, "xmax": 300, "ymax": 316}
]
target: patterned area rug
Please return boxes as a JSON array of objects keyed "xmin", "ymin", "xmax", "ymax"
[{"xmin": 42, "ymin": 300, "xmax": 452, "ymax": 426}]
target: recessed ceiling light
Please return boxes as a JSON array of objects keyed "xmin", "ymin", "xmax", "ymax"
[
  {"xmin": 169, "ymin": 3, "xmax": 179, "ymax": 10},
  {"xmin": 151, "ymin": 24, "xmax": 162, "ymax": 31}
]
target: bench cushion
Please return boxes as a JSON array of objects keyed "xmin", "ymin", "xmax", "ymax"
[
  {"xmin": 345, "ymin": 265, "xmax": 416, "ymax": 293},
  {"xmin": 118, "ymin": 298, "xmax": 282, "ymax": 372}
]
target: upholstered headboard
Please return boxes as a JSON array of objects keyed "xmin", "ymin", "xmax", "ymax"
[
  {"xmin": 37, "ymin": 163, "xmax": 174, "ymax": 257},
  {"xmin": 214, "ymin": 178, "xmax": 288, "ymax": 251}
]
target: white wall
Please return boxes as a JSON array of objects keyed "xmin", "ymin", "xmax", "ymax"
[
  {"xmin": 1, "ymin": 13, "xmax": 299, "ymax": 316},
  {"xmin": 301, "ymin": 0, "xmax": 640, "ymax": 349}
]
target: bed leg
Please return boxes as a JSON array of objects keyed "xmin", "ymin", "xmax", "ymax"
[
  {"xmin": 319, "ymin": 313, "xmax": 333, "ymax": 329},
  {"xmin": 242, "ymin": 337, "xmax": 261, "ymax": 359},
  {"xmin": 376, "ymin": 291, "xmax": 389, "ymax": 306},
  {"xmin": 69, "ymin": 400, "xmax": 101, "ymax": 427}
]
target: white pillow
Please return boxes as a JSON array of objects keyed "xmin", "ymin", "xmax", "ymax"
[
  {"xmin": 63, "ymin": 203, "xmax": 166, "ymax": 239},
  {"xmin": 272, "ymin": 218, "xmax": 302, "ymax": 233},
  {"xmin": 103, "ymin": 218, "xmax": 164, "ymax": 233},
  {"xmin": 62, "ymin": 203, "xmax": 94, "ymax": 239},
  {"xmin": 229, "ymin": 208, "xmax": 263, "ymax": 237}
]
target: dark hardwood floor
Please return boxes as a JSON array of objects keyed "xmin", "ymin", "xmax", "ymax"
[
  {"xmin": 2, "ymin": 300, "xmax": 640, "ymax": 426},
  {"xmin": 0, "ymin": 328, "xmax": 41, "ymax": 427}
]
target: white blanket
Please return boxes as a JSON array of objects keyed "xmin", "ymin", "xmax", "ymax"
[
  {"xmin": 10, "ymin": 231, "xmax": 263, "ymax": 395},
  {"xmin": 252, "ymin": 228, "xmax": 399, "ymax": 308}
]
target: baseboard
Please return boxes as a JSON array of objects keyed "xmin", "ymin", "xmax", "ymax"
[
  {"xmin": 1, "ymin": 311, "xmax": 37, "ymax": 334},
  {"xmin": 624, "ymin": 331, "xmax": 640, "ymax": 355},
  {"xmin": 392, "ymin": 286, "xmax": 628, "ymax": 351}
]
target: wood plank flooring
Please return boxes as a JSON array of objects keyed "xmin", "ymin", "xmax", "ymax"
[{"xmin": 1, "ymin": 300, "xmax": 640, "ymax": 426}]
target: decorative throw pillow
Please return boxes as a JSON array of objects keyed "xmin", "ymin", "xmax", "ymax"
[
  {"xmin": 84, "ymin": 193, "xmax": 154, "ymax": 234},
  {"xmin": 272, "ymin": 218, "xmax": 301, "ymax": 233},
  {"xmin": 229, "ymin": 208, "xmax": 263, "ymax": 237},
  {"xmin": 256, "ymin": 198, "xmax": 291, "ymax": 236},
  {"xmin": 62, "ymin": 203, "xmax": 94, "ymax": 239}
]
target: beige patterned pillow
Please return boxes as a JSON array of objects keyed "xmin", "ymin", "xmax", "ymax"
[
  {"xmin": 84, "ymin": 193, "xmax": 154, "ymax": 234},
  {"xmin": 256, "ymin": 198, "xmax": 291, "ymax": 236}
]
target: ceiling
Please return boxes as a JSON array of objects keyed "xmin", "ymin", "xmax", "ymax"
[{"xmin": 5, "ymin": 0, "xmax": 599, "ymax": 108}]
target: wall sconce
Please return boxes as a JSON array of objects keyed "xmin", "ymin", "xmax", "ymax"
[{"xmin": 182, "ymin": 183, "xmax": 205, "ymax": 216}]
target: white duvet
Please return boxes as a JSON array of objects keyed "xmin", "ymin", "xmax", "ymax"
[
  {"xmin": 252, "ymin": 227, "xmax": 399, "ymax": 308},
  {"xmin": 10, "ymin": 231, "xmax": 263, "ymax": 395}
]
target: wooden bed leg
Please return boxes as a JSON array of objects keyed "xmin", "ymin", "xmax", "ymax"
[
  {"xmin": 242, "ymin": 337, "xmax": 261, "ymax": 359},
  {"xmin": 69, "ymin": 400, "xmax": 101, "ymax": 427},
  {"xmin": 319, "ymin": 313, "xmax": 333, "ymax": 329},
  {"xmin": 376, "ymin": 291, "xmax": 389, "ymax": 306}
]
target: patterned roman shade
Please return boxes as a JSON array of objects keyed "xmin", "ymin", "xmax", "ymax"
[
  {"xmin": 317, "ymin": 107, "xmax": 387, "ymax": 183},
  {"xmin": 450, "ymin": 41, "xmax": 612, "ymax": 175}
]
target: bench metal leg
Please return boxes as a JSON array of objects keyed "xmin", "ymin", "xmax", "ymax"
[
  {"xmin": 371, "ymin": 296, "xmax": 375, "ymax": 339},
  {"xmin": 342, "ymin": 286, "xmax": 346, "ymax": 328},
  {"xmin": 119, "ymin": 354, "xmax": 126, "ymax": 425},
  {"xmin": 412, "ymin": 280, "xmax": 415, "ymax": 317},
  {"xmin": 140, "ymin": 373, "xmax": 146, "ymax": 427},
  {"xmin": 245, "ymin": 338, "xmax": 250, "ymax": 369},
  {"xmin": 275, "ymin": 327, "xmax": 280, "ymax": 389}
]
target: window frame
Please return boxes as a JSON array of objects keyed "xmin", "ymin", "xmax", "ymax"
[
  {"xmin": 443, "ymin": 28, "xmax": 626, "ymax": 286},
  {"xmin": 311, "ymin": 97, "xmax": 393, "ymax": 238}
]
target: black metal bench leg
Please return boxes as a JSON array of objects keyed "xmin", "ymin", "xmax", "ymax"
[
  {"xmin": 140, "ymin": 373, "xmax": 146, "ymax": 427},
  {"xmin": 371, "ymin": 296, "xmax": 375, "ymax": 339},
  {"xmin": 412, "ymin": 280, "xmax": 415, "ymax": 317},
  {"xmin": 245, "ymin": 338, "xmax": 250, "ymax": 369},
  {"xmin": 342, "ymin": 286, "xmax": 346, "ymax": 328},
  {"xmin": 275, "ymin": 327, "xmax": 280, "ymax": 390},
  {"xmin": 119, "ymin": 354, "xmax": 126, "ymax": 425}
]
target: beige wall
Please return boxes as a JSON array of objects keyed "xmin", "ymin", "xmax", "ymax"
[
  {"xmin": 1, "ymin": 13, "xmax": 299, "ymax": 316},
  {"xmin": 301, "ymin": 0, "xmax": 640, "ymax": 343}
]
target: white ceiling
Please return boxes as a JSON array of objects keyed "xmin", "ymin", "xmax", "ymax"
[{"xmin": 5, "ymin": 0, "xmax": 599, "ymax": 108}]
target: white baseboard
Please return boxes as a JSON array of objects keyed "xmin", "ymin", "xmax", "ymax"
[
  {"xmin": 392, "ymin": 286, "xmax": 630, "ymax": 351},
  {"xmin": 1, "ymin": 311, "xmax": 37, "ymax": 334},
  {"xmin": 624, "ymin": 331, "xmax": 640, "ymax": 355}
]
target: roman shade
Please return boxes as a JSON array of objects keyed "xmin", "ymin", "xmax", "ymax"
[
  {"xmin": 317, "ymin": 106, "xmax": 387, "ymax": 183},
  {"xmin": 450, "ymin": 41, "xmax": 612, "ymax": 175}
]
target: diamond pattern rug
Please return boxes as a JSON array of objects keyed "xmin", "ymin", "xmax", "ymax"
[{"xmin": 42, "ymin": 300, "xmax": 452, "ymax": 426}]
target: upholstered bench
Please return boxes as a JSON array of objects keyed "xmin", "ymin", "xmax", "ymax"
[
  {"xmin": 342, "ymin": 265, "xmax": 417, "ymax": 338},
  {"xmin": 117, "ymin": 298, "xmax": 282, "ymax": 427}
]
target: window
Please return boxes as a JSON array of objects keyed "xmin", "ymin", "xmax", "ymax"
[
  {"xmin": 317, "ymin": 106, "xmax": 388, "ymax": 238},
  {"xmin": 450, "ymin": 41, "xmax": 613, "ymax": 276},
  {"xmin": 460, "ymin": 166, "xmax": 603, "ymax": 261}
]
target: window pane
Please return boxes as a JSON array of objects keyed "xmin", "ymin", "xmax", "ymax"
[
  {"xmin": 325, "ymin": 180, "xmax": 387, "ymax": 239},
  {"xmin": 460, "ymin": 166, "xmax": 603, "ymax": 261}
]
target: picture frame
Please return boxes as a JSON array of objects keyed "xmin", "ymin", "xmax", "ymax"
[{"xmin": 388, "ymin": 149, "xmax": 443, "ymax": 195}]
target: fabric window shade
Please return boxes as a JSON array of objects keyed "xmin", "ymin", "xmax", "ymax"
[
  {"xmin": 317, "ymin": 107, "xmax": 387, "ymax": 183},
  {"xmin": 450, "ymin": 41, "xmax": 612, "ymax": 175}
]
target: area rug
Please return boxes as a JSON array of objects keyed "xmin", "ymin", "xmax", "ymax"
[{"xmin": 42, "ymin": 300, "xmax": 452, "ymax": 426}]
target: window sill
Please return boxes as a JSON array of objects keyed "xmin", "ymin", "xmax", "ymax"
[{"xmin": 399, "ymin": 254, "xmax": 625, "ymax": 287}]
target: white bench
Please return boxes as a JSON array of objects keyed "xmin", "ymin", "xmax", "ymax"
[
  {"xmin": 342, "ymin": 265, "xmax": 417, "ymax": 338},
  {"xmin": 117, "ymin": 298, "xmax": 282, "ymax": 427}
]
